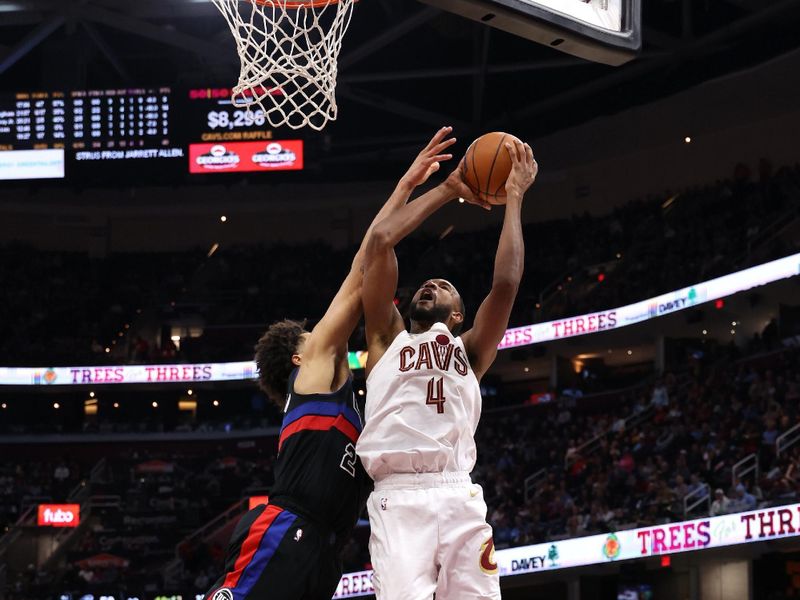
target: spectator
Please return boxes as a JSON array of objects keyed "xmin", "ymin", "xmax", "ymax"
[{"xmin": 710, "ymin": 489, "xmax": 731, "ymax": 516}]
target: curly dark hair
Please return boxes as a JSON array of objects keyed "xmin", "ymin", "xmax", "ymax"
[{"xmin": 254, "ymin": 319, "xmax": 308, "ymax": 407}]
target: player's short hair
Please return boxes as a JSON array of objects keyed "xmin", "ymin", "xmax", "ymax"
[{"xmin": 254, "ymin": 319, "xmax": 308, "ymax": 407}]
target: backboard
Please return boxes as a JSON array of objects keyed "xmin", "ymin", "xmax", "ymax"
[{"xmin": 422, "ymin": 0, "xmax": 641, "ymax": 66}]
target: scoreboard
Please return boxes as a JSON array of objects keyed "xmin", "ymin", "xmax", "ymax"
[
  {"xmin": 0, "ymin": 86, "xmax": 304, "ymax": 182},
  {"xmin": 0, "ymin": 88, "xmax": 171, "ymax": 151}
]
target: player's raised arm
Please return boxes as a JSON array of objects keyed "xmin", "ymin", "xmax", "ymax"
[
  {"xmin": 362, "ymin": 158, "xmax": 485, "ymax": 372},
  {"xmin": 304, "ymin": 127, "xmax": 458, "ymax": 359},
  {"xmin": 462, "ymin": 140, "xmax": 537, "ymax": 380}
]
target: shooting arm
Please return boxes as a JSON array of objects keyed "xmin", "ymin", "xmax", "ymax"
[{"xmin": 463, "ymin": 140, "xmax": 537, "ymax": 380}]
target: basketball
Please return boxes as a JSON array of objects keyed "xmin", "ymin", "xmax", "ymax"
[{"xmin": 462, "ymin": 131, "xmax": 520, "ymax": 205}]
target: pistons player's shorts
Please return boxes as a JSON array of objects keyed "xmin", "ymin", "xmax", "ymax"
[
  {"xmin": 205, "ymin": 503, "xmax": 342, "ymax": 600},
  {"xmin": 366, "ymin": 472, "xmax": 501, "ymax": 600}
]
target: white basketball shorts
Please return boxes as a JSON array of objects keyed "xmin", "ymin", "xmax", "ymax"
[{"xmin": 366, "ymin": 471, "xmax": 501, "ymax": 600}]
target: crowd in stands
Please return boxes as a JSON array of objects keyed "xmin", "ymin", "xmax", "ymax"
[
  {"xmin": 2, "ymin": 447, "xmax": 275, "ymax": 600},
  {"xmin": 474, "ymin": 344, "xmax": 800, "ymax": 549},
  {"xmin": 0, "ymin": 459, "xmax": 84, "ymax": 534},
  {"xmin": 0, "ymin": 162, "xmax": 798, "ymax": 367},
  {"xmin": 544, "ymin": 162, "xmax": 800, "ymax": 320}
]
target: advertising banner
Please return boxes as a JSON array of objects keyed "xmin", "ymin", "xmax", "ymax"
[
  {"xmin": 38, "ymin": 504, "xmax": 80, "ymax": 528},
  {"xmin": 0, "ymin": 148, "xmax": 64, "ymax": 180},
  {"xmin": 189, "ymin": 140, "xmax": 303, "ymax": 174},
  {"xmin": 332, "ymin": 503, "xmax": 800, "ymax": 597}
]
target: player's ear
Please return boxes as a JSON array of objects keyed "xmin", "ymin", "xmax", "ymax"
[
  {"xmin": 291, "ymin": 353, "xmax": 302, "ymax": 366},
  {"xmin": 451, "ymin": 310, "xmax": 464, "ymax": 326}
]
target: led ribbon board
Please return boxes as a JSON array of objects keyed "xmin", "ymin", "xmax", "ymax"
[
  {"xmin": 1, "ymin": 252, "xmax": 798, "ymax": 385},
  {"xmin": 332, "ymin": 503, "xmax": 800, "ymax": 598}
]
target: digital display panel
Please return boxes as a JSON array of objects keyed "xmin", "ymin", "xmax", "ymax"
[
  {"xmin": 0, "ymin": 86, "xmax": 306, "ymax": 182},
  {"xmin": 521, "ymin": 0, "xmax": 622, "ymax": 32},
  {"xmin": 0, "ymin": 88, "xmax": 173, "ymax": 152}
]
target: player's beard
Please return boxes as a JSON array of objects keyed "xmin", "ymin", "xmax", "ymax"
[{"xmin": 409, "ymin": 300, "xmax": 451, "ymax": 325}]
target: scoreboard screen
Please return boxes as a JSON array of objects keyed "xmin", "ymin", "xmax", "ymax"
[
  {"xmin": 424, "ymin": 0, "xmax": 641, "ymax": 66},
  {"xmin": 0, "ymin": 86, "xmax": 304, "ymax": 182}
]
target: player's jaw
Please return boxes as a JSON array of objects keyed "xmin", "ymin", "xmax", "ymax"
[{"xmin": 409, "ymin": 280, "xmax": 458, "ymax": 328}]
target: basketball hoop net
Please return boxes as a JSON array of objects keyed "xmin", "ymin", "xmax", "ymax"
[{"xmin": 211, "ymin": 0, "xmax": 356, "ymax": 131}]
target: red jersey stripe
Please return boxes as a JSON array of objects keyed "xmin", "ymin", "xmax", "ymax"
[
  {"xmin": 278, "ymin": 414, "xmax": 359, "ymax": 451},
  {"xmin": 221, "ymin": 504, "xmax": 283, "ymax": 590}
]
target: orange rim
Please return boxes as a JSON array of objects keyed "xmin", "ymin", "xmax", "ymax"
[{"xmin": 250, "ymin": 0, "xmax": 343, "ymax": 7}]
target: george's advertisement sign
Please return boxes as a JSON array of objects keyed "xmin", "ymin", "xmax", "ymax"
[
  {"xmin": 189, "ymin": 140, "xmax": 303, "ymax": 174},
  {"xmin": 38, "ymin": 504, "xmax": 80, "ymax": 528}
]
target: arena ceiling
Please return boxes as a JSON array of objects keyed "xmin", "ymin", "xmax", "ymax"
[{"xmin": 1, "ymin": 0, "xmax": 800, "ymax": 173}]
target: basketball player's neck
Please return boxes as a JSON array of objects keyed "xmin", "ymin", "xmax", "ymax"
[{"xmin": 410, "ymin": 319, "xmax": 441, "ymax": 334}]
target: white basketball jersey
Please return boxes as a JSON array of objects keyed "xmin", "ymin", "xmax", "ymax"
[{"xmin": 356, "ymin": 322, "xmax": 482, "ymax": 481}]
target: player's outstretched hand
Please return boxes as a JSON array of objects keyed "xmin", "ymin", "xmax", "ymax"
[
  {"xmin": 504, "ymin": 140, "xmax": 538, "ymax": 200},
  {"xmin": 443, "ymin": 159, "xmax": 493, "ymax": 211},
  {"xmin": 399, "ymin": 126, "xmax": 458, "ymax": 190}
]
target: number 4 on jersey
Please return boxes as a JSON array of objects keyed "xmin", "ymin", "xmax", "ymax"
[{"xmin": 426, "ymin": 377, "xmax": 446, "ymax": 414}]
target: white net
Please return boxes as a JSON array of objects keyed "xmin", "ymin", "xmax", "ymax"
[{"xmin": 212, "ymin": 0, "xmax": 356, "ymax": 131}]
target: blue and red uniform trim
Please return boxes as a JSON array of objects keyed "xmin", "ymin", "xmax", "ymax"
[
  {"xmin": 279, "ymin": 400, "xmax": 363, "ymax": 451},
  {"xmin": 209, "ymin": 504, "xmax": 297, "ymax": 600}
]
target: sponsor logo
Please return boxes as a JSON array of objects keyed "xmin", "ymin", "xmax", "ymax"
[
  {"xmin": 189, "ymin": 141, "xmax": 303, "ymax": 174},
  {"xmin": 38, "ymin": 504, "xmax": 80, "ymax": 527},
  {"xmin": 251, "ymin": 142, "xmax": 297, "ymax": 168},
  {"xmin": 211, "ymin": 589, "xmax": 234, "ymax": 600},
  {"xmin": 603, "ymin": 533, "xmax": 621, "ymax": 560},
  {"xmin": 34, "ymin": 368, "xmax": 58, "ymax": 385},
  {"xmin": 510, "ymin": 554, "xmax": 546, "ymax": 572},
  {"xmin": 480, "ymin": 537, "xmax": 498, "ymax": 574},
  {"xmin": 380, "ymin": 497, "xmax": 387, "ymax": 511},
  {"xmin": 647, "ymin": 287, "xmax": 706, "ymax": 318},
  {"xmin": 548, "ymin": 544, "xmax": 559, "ymax": 567},
  {"xmin": 194, "ymin": 144, "xmax": 240, "ymax": 170},
  {"xmin": 294, "ymin": 528, "xmax": 304, "ymax": 542}
]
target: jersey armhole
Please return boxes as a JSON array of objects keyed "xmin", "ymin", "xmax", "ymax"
[{"xmin": 366, "ymin": 329, "xmax": 407, "ymax": 385}]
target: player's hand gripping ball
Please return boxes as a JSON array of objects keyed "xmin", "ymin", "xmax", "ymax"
[{"xmin": 461, "ymin": 131, "xmax": 523, "ymax": 206}]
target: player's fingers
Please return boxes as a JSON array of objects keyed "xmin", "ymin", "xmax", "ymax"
[
  {"xmin": 431, "ymin": 137, "xmax": 457, "ymax": 155},
  {"xmin": 505, "ymin": 141, "xmax": 521, "ymax": 164},
  {"xmin": 426, "ymin": 126, "xmax": 453, "ymax": 151},
  {"xmin": 431, "ymin": 153, "xmax": 453, "ymax": 163},
  {"xmin": 513, "ymin": 139, "xmax": 526, "ymax": 165},
  {"xmin": 525, "ymin": 143, "xmax": 534, "ymax": 165}
]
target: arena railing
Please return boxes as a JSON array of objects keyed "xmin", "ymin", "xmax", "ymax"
[
  {"xmin": 684, "ymin": 483, "xmax": 711, "ymax": 518},
  {"xmin": 165, "ymin": 496, "xmax": 254, "ymax": 585},
  {"xmin": 732, "ymin": 454, "xmax": 760, "ymax": 490},
  {"xmin": 777, "ymin": 422, "xmax": 800, "ymax": 458}
]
